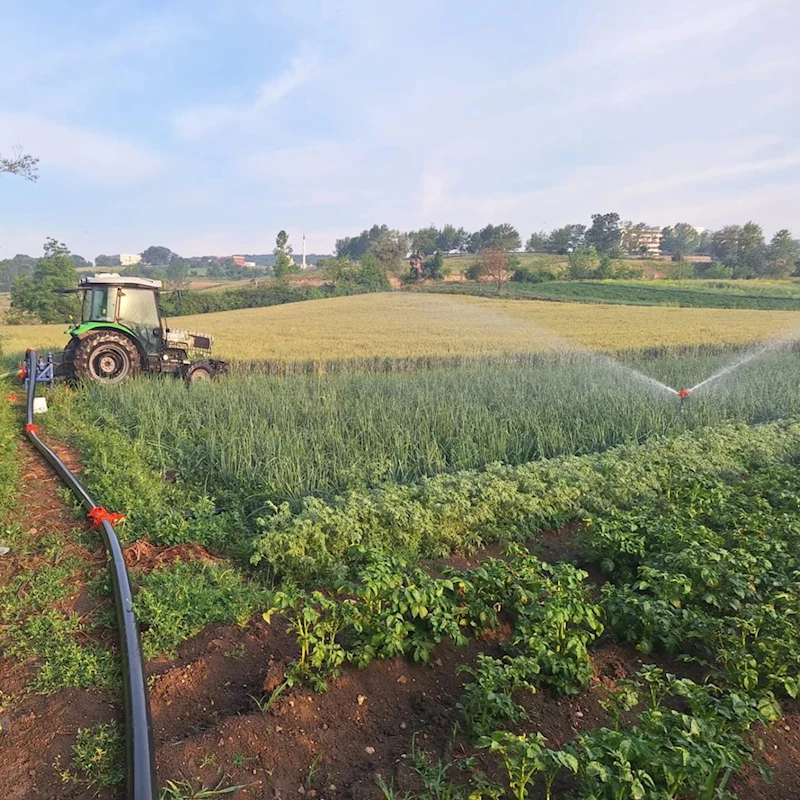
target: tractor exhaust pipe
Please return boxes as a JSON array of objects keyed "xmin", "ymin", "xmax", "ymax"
[{"xmin": 24, "ymin": 350, "xmax": 157, "ymax": 800}]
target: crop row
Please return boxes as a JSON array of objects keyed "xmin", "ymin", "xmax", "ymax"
[
  {"xmin": 266, "ymin": 529, "xmax": 787, "ymax": 798},
  {"xmin": 260, "ymin": 420, "xmax": 800, "ymax": 797},
  {"xmin": 49, "ymin": 348, "xmax": 800, "ymax": 515}
]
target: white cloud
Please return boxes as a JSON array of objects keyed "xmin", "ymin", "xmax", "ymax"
[
  {"xmin": 173, "ymin": 52, "xmax": 320, "ymax": 139},
  {"xmin": 0, "ymin": 114, "xmax": 164, "ymax": 183}
]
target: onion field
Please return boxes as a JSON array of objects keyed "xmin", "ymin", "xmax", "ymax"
[{"xmin": 57, "ymin": 347, "xmax": 800, "ymax": 509}]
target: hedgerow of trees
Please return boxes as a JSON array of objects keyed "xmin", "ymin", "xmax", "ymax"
[{"xmin": 6, "ymin": 212, "xmax": 800, "ymax": 325}]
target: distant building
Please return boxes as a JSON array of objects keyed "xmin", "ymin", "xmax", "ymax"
[
  {"xmin": 231, "ymin": 254, "xmax": 246, "ymax": 266},
  {"xmin": 622, "ymin": 227, "xmax": 663, "ymax": 257},
  {"xmin": 114, "ymin": 253, "xmax": 142, "ymax": 266},
  {"xmin": 244, "ymin": 261, "xmax": 256, "ymax": 267},
  {"xmin": 639, "ymin": 227, "xmax": 663, "ymax": 256}
]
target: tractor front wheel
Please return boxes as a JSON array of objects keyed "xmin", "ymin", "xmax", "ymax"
[
  {"xmin": 72, "ymin": 332, "xmax": 141, "ymax": 384},
  {"xmin": 185, "ymin": 361, "xmax": 214, "ymax": 383}
]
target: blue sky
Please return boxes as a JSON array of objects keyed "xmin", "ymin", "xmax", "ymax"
[{"xmin": 1, "ymin": 0, "xmax": 799, "ymax": 260}]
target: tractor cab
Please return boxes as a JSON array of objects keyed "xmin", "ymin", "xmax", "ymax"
[
  {"xmin": 62, "ymin": 274, "xmax": 227, "ymax": 383},
  {"xmin": 75, "ymin": 275, "xmax": 164, "ymax": 355}
]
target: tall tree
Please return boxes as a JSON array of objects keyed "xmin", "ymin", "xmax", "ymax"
[
  {"xmin": 710, "ymin": 226, "xmax": 742, "ymax": 268},
  {"xmin": 1, "ymin": 147, "xmax": 39, "ymax": 181},
  {"xmin": 620, "ymin": 222, "xmax": 650, "ymax": 257},
  {"xmin": 335, "ymin": 224, "xmax": 389, "ymax": 259},
  {"xmin": 437, "ymin": 224, "xmax": 467, "ymax": 253},
  {"xmin": 660, "ymin": 223, "xmax": 700, "ymax": 260},
  {"xmin": 738, "ymin": 221, "xmax": 766, "ymax": 277},
  {"xmin": 525, "ymin": 231, "xmax": 549, "ymax": 252},
  {"xmin": 369, "ymin": 229, "xmax": 409, "ymax": 275},
  {"xmin": 11, "ymin": 239, "xmax": 80, "ymax": 323},
  {"xmin": 478, "ymin": 246, "xmax": 511, "ymax": 293},
  {"xmin": 766, "ymin": 229, "xmax": 800, "ymax": 277},
  {"xmin": 410, "ymin": 225, "xmax": 439, "ymax": 256},
  {"xmin": 467, "ymin": 223, "xmax": 521, "ymax": 253},
  {"xmin": 585, "ymin": 212, "xmax": 622, "ymax": 255},
  {"xmin": 140, "ymin": 246, "xmax": 176, "ymax": 265},
  {"xmin": 547, "ymin": 224, "xmax": 586, "ymax": 255},
  {"xmin": 166, "ymin": 258, "xmax": 190, "ymax": 285},
  {"xmin": 0, "ymin": 254, "xmax": 36, "ymax": 292},
  {"xmin": 695, "ymin": 230, "xmax": 713, "ymax": 255},
  {"xmin": 273, "ymin": 230, "xmax": 298, "ymax": 279}
]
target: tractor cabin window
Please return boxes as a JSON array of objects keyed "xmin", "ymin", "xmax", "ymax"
[
  {"xmin": 117, "ymin": 288, "xmax": 161, "ymax": 330},
  {"xmin": 84, "ymin": 287, "xmax": 116, "ymax": 322}
]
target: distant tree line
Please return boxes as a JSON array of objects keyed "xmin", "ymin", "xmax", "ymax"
[
  {"xmin": 5, "ymin": 236, "xmax": 391, "ymax": 324},
  {"xmin": 525, "ymin": 213, "xmax": 800, "ymax": 279},
  {"xmin": 6, "ymin": 214, "xmax": 800, "ymax": 324}
]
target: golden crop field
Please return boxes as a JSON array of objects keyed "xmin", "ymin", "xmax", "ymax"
[{"xmin": 3, "ymin": 293, "xmax": 799, "ymax": 362}]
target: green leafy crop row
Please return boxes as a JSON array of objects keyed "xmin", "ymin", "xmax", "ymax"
[
  {"xmin": 482, "ymin": 667, "xmax": 778, "ymax": 800},
  {"xmin": 265, "ymin": 547, "xmax": 602, "ymax": 705},
  {"xmin": 252, "ymin": 419, "xmax": 800, "ymax": 582},
  {"xmin": 588, "ymin": 458, "xmax": 800, "ymax": 698}
]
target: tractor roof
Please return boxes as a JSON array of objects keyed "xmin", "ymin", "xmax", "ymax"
[{"xmin": 79, "ymin": 274, "xmax": 163, "ymax": 290}]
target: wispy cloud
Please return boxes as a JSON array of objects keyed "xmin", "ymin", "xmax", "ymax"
[
  {"xmin": 173, "ymin": 52, "xmax": 320, "ymax": 139},
  {"xmin": 520, "ymin": 0, "xmax": 763, "ymax": 82},
  {"xmin": 0, "ymin": 114, "xmax": 164, "ymax": 183},
  {"xmin": 0, "ymin": 11, "xmax": 196, "ymax": 94}
]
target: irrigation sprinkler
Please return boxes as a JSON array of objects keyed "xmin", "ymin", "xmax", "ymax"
[{"xmin": 678, "ymin": 389, "xmax": 691, "ymax": 412}]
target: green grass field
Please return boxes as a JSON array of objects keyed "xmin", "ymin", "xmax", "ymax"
[{"xmin": 425, "ymin": 278, "xmax": 800, "ymax": 310}]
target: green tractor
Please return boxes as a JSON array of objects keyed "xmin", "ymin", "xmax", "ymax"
[{"xmin": 60, "ymin": 274, "xmax": 228, "ymax": 383}]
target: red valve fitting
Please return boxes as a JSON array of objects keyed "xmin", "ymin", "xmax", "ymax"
[
  {"xmin": 88, "ymin": 506, "xmax": 126, "ymax": 530},
  {"xmin": 679, "ymin": 389, "xmax": 690, "ymax": 400},
  {"xmin": 24, "ymin": 422, "xmax": 40, "ymax": 435}
]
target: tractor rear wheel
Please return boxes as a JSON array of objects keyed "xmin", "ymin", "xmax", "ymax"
[{"xmin": 72, "ymin": 331, "xmax": 141, "ymax": 384}]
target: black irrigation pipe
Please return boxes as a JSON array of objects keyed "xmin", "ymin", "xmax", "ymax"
[{"xmin": 24, "ymin": 350, "xmax": 157, "ymax": 800}]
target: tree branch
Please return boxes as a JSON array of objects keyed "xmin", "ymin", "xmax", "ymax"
[{"xmin": 0, "ymin": 147, "xmax": 40, "ymax": 182}]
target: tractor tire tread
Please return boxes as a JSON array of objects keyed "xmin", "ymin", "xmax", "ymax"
[{"xmin": 72, "ymin": 331, "xmax": 141, "ymax": 383}]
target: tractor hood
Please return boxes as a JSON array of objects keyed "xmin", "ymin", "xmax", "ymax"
[{"xmin": 165, "ymin": 328, "xmax": 213, "ymax": 356}]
